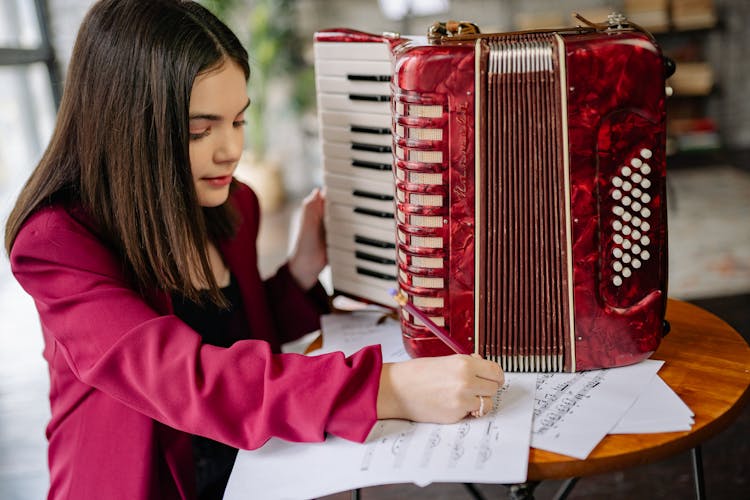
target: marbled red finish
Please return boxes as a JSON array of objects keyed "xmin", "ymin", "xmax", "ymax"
[
  {"xmin": 314, "ymin": 28, "xmax": 390, "ymax": 43},
  {"xmin": 565, "ymin": 32, "xmax": 667, "ymax": 369},
  {"xmin": 391, "ymin": 42, "xmax": 476, "ymax": 357}
]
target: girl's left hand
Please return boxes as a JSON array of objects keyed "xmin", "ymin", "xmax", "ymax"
[{"xmin": 288, "ymin": 188, "xmax": 328, "ymax": 290}]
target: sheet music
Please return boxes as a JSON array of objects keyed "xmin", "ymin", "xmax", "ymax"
[
  {"xmin": 312, "ymin": 311, "xmax": 409, "ymax": 362},
  {"xmin": 530, "ymin": 359, "xmax": 664, "ymax": 459},
  {"xmin": 224, "ymin": 374, "xmax": 537, "ymax": 500},
  {"xmin": 612, "ymin": 374, "xmax": 694, "ymax": 434}
]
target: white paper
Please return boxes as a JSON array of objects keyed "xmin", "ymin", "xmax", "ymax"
[
  {"xmin": 224, "ymin": 374, "xmax": 537, "ymax": 500},
  {"xmin": 530, "ymin": 359, "xmax": 664, "ymax": 459},
  {"xmin": 611, "ymin": 374, "xmax": 694, "ymax": 434},
  {"xmin": 311, "ymin": 311, "xmax": 409, "ymax": 362}
]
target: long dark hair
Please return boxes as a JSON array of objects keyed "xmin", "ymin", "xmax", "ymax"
[{"xmin": 4, "ymin": 0, "xmax": 250, "ymax": 307}]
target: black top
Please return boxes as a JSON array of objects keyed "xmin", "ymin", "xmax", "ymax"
[{"xmin": 171, "ymin": 275, "xmax": 249, "ymax": 500}]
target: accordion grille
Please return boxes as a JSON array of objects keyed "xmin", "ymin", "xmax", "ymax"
[{"xmin": 479, "ymin": 34, "xmax": 570, "ymax": 372}]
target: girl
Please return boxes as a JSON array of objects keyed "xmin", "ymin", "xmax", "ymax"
[{"xmin": 4, "ymin": 1, "xmax": 504, "ymax": 498}]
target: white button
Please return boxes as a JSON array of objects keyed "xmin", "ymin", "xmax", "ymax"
[
  {"xmin": 613, "ymin": 248, "xmax": 623, "ymax": 258},
  {"xmin": 641, "ymin": 148, "xmax": 653, "ymax": 159},
  {"xmin": 632, "ymin": 201, "xmax": 642, "ymax": 211},
  {"xmin": 641, "ymin": 178, "xmax": 651, "ymax": 189},
  {"xmin": 622, "ymin": 196, "xmax": 632, "ymax": 206},
  {"xmin": 622, "ymin": 212, "xmax": 632, "ymax": 222},
  {"xmin": 622, "ymin": 166, "xmax": 632, "ymax": 176},
  {"xmin": 632, "ymin": 244, "xmax": 642, "ymax": 254},
  {"xmin": 641, "ymin": 222, "xmax": 651, "ymax": 232},
  {"xmin": 613, "ymin": 275, "xmax": 623, "ymax": 286},
  {"xmin": 622, "ymin": 253, "xmax": 632, "ymax": 264},
  {"xmin": 622, "ymin": 225, "xmax": 632, "ymax": 235},
  {"xmin": 641, "ymin": 250, "xmax": 651, "ymax": 260},
  {"xmin": 613, "ymin": 206, "xmax": 625, "ymax": 216},
  {"xmin": 631, "ymin": 158, "xmax": 643, "ymax": 168},
  {"xmin": 641, "ymin": 207, "xmax": 651, "ymax": 218},
  {"xmin": 622, "ymin": 267, "xmax": 632, "ymax": 278},
  {"xmin": 632, "ymin": 259, "xmax": 642, "ymax": 269},
  {"xmin": 642, "ymin": 193, "xmax": 652, "ymax": 203},
  {"xmin": 612, "ymin": 189, "xmax": 622, "ymax": 200},
  {"xmin": 632, "ymin": 188, "xmax": 642, "ymax": 198},
  {"xmin": 612, "ymin": 176, "xmax": 623, "ymax": 187},
  {"xmin": 623, "ymin": 181, "xmax": 632, "ymax": 192},
  {"xmin": 641, "ymin": 235, "xmax": 651, "ymax": 245},
  {"xmin": 613, "ymin": 220, "xmax": 623, "ymax": 231},
  {"xmin": 614, "ymin": 234, "xmax": 624, "ymax": 244},
  {"xmin": 632, "ymin": 217, "xmax": 642, "ymax": 227},
  {"xmin": 632, "ymin": 230, "xmax": 641, "ymax": 240},
  {"xmin": 613, "ymin": 261, "xmax": 623, "ymax": 272},
  {"xmin": 623, "ymin": 239, "xmax": 632, "ymax": 249},
  {"xmin": 641, "ymin": 164, "xmax": 652, "ymax": 175},
  {"xmin": 632, "ymin": 173, "xmax": 643, "ymax": 183}
]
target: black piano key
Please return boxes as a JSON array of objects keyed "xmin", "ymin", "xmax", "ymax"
[
  {"xmin": 355, "ymin": 251, "xmax": 396, "ymax": 266},
  {"xmin": 351, "ymin": 159, "xmax": 392, "ymax": 171},
  {"xmin": 351, "ymin": 142, "xmax": 392, "ymax": 153},
  {"xmin": 350, "ymin": 125, "xmax": 391, "ymax": 135},
  {"xmin": 349, "ymin": 94, "xmax": 390, "ymax": 102},
  {"xmin": 347, "ymin": 74, "xmax": 391, "ymax": 82},
  {"xmin": 354, "ymin": 234, "xmax": 396, "ymax": 250},
  {"xmin": 356, "ymin": 266, "xmax": 397, "ymax": 281},
  {"xmin": 353, "ymin": 207, "xmax": 393, "ymax": 219},
  {"xmin": 352, "ymin": 190, "xmax": 394, "ymax": 202}
]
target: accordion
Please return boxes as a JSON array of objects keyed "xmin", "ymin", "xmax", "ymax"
[{"xmin": 314, "ymin": 16, "xmax": 669, "ymax": 372}]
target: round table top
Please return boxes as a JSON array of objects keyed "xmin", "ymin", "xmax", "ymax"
[{"xmin": 526, "ymin": 298, "xmax": 750, "ymax": 481}]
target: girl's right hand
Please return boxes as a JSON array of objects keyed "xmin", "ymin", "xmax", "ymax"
[{"xmin": 376, "ymin": 354, "xmax": 504, "ymax": 423}]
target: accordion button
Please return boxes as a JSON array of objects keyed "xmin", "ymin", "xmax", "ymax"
[
  {"xmin": 622, "ymin": 253, "xmax": 632, "ymax": 264},
  {"xmin": 641, "ymin": 178, "xmax": 652, "ymax": 189},
  {"xmin": 612, "ymin": 176, "xmax": 623, "ymax": 187},
  {"xmin": 623, "ymin": 212, "xmax": 633, "ymax": 222},
  {"xmin": 641, "ymin": 235, "xmax": 651, "ymax": 245},
  {"xmin": 622, "ymin": 267, "xmax": 632, "ymax": 278},
  {"xmin": 613, "ymin": 220, "xmax": 623, "ymax": 231},
  {"xmin": 641, "ymin": 148, "xmax": 653, "ymax": 159},
  {"xmin": 613, "ymin": 261, "xmax": 623, "ymax": 272},
  {"xmin": 623, "ymin": 239, "xmax": 632, "ymax": 249},
  {"xmin": 641, "ymin": 207, "xmax": 652, "ymax": 218},
  {"xmin": 614, "ymin": 234, "xmax": 624, "ymax": 244},
  {"xmin": 632, "ymin": 230, "xmax": 642, "ymax": 240},
  {"xmin": 613, "ymin": 248, "xmax": 623, "ymax": 258},
  {"xmin": 631, "ymin": 157, "xmax": 643, "ymax": 168},
  {"xmin": 623, "ymin": 181, "xmax": 633, "ymax": 192},
  {"xmin": 632, "ymin": 259, "xmax": 642, "ymax": 269},
  {"xmin": 622, "ymin": 225, "xmax": 632, "ymax": 236},
  {"xmin": 641, "ymin": 222, "xmax": 651, "ymax": 232},
  {"xmin": 642, "ymin": 193, "xmax": 652, "ymax": 203},
  {"xmin": 613, "ymin": 275, "xmax": 623, "ymax": 286},
  {"xmin": 642, "ymin": 250, "xmax": 651, "ymax": 260},
  {"xmin": 632, "ymin": 244, "xmax": 642, "ymax": 254},
  {"xmin": 622, "ymin": 166, "xmax": 632, "ymax": 176},
  {"xmin": 632, "ymin": 173, "xmax": 643, "ymax": 183},
  {"xmin": 612, "ymin": 189, "xmax": 622, "ymax": 200},
  {"xmin": 632, "ymin": 188, "xmax": 642, "ymax": 198},
  {"xmin": 632, "ymin": 201, "xmax": 642, "ymax": 211},
  {"xmin": 641, "ymin": 164, "xmax": 652, "ymax": 175},
  {"xmin": 613, "ymin": 205, "xmax": 625, "ymax": 216},
  {"xmin": 622, "ymin": 196, "xmax": 632, "ymax": 206}
]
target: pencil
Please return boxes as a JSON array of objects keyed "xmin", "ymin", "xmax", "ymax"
[{"xmin": 389, "ymin": 288, "xmax": 471, "ymax": 355}]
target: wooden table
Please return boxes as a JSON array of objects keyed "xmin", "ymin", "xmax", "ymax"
[{"xmin": 519, "ymin": 299, "xmax": 750, "ymax": 499}]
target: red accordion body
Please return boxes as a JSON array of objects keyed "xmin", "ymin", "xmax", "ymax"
[{"xmin": 315, "ymin": 23, "xmax": 669, "ymax": 371}]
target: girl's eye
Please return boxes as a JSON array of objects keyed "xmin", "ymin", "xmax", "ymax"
[
  {"xmin": 233, "ymin": 120, "xmax": 246, "ymax": 128},
  {"xmin": 189, "ymin": 129, "xmax": 210, "ymax": 140}
]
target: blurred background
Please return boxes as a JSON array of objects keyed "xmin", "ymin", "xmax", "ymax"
[{"xmin": 1, "ymin": 0, "xmax": 748, "ymax": 498}]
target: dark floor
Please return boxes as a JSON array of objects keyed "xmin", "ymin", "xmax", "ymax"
[{"xmin": 320, "ymin": 294, "xmax": 750, "ymax": 500}]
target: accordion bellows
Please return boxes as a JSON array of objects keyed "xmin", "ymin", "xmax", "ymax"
[{"xmin": 314, "ymin": 22, "xmax": 669, "ymax": 372}]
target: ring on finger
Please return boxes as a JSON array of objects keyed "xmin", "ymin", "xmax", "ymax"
[{"xmin": 470, "ymin": 395, "xmax": 485, "ymax": 418}]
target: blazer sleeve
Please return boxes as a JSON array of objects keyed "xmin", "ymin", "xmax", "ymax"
[{"xmin": 10, "ymin": 206, "xmax": 381, "ymax": 449}]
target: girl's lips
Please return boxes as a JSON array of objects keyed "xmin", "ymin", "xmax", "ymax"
[{"xmin": 203, "ymin": 175, "xmax": 233, "ymax": 187}]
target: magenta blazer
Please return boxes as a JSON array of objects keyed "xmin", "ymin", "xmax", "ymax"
[{"xmin": 10, "ymin": 182, "xmax": 382, "ymax": 499}]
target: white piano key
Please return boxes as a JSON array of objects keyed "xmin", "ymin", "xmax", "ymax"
[
  {"xmin": 320, "ymin": 110, "xmax": 391, "ymax": 129},
  {"xmin": 315, "ymin": 75, "xmax": 391, "ymax": 95},
  {"xmin": 327, "ymin": 231, "xmax": 396, "ymax": 262},
  {"xmin": 321, "ymin": 125, "xmax": 392, "ymax": 147},
  {"xmin": 323, "ymin": 141, "xmax": 393, "ymax": 164},
  {"xmin": 326, "ymin": 187, "xmax": 395, "ymax": 215},
  {"xmin": 325, "ymin": 202, "xmax": 396, "ymax": 231},
  {"xmin": 313, "ymin": 41, "xmax": 391, "ymax": 61},
  {"xmin": 323, "ymin": 157, "xmax": 393, "ymax": 183},
  {"xmin": 314, "ymin": 59, "xmax": 392, "ymax": 78},
  {"xmin": 318, "ymin": 93, "xmax": 391, "ymax": 115}
]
